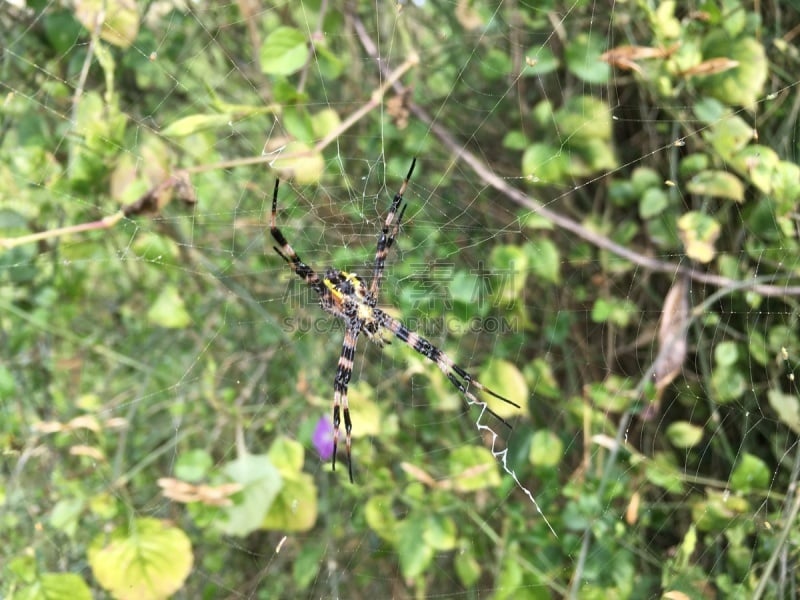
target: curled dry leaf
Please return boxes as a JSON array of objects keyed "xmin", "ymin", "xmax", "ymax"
[
  {"xmin": 158, "ymin": 477, "xmax": 243, "ymax": 507},
  {"xmin": 33, "ymin": 421, "xmax": 66, "ymax": 434},
  {"xmin": 643, "ymin": 275, "xmax": 690, "ymax": 420},
  {"xmin": 70, "ymin": 445, "xmax": 106, "ymax": 461},
  {"xmin": 680, "ymin": 57, "xmax": 740, "ymax": 77},
  {"xmin": 600, "ymin": 43, "xmax": 680, "ymax": 73},
  {"xmin": 33, "ymin": 415, "xmax": 102, "ymax": 434},
  {"xmin": 400, "ymin": 462, "xmax": 438, "ymax": 488},
  {"xmin": 66, "ymin": 415, "xmax": 102, "ymax": 432},
  {"xmin": 626, "ymin": 491, "xmax": 640, "ymax": 525},
  {"xmin": 104, "ymin": 417, "xmax": 129, "ymax": 429},
  {"xmin": 122, "ymin": 171, "xmax": 196, "ymax": 217}
]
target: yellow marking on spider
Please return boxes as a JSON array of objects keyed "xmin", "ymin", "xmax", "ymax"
[
  {"xmin": 342, "ymin": 271, "xmax": 360, "ymax": 284},
  {"xmin": 323, "ymin": 277, "xmax": 344, "ymax": 300}
]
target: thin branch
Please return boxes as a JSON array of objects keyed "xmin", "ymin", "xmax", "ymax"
[
  {"xmin": 189, "ymin": 54, "xmax": 419, "ymax": 174},
  {"xmin": 0, "ymin": 171, "xmax": 195, "ymax": 250}
]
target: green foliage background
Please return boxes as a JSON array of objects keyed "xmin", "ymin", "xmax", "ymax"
[{"xmin": 2, "ymin": 1, "xmax": 800, "ymax": 598}]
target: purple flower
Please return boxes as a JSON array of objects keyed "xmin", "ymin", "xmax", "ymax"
[{"xmin": 312, "ymin": 415, "xmax": 334, "ymax": 460}]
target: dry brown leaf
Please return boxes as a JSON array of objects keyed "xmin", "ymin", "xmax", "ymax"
[
  {"xmin": 158, "ymin": 477, "xmax": 243, "ymax": 506},
  {"xmin": 600, "ymin": 43, "xmax": 680, "ymax": 73},
  {"xmin": 681, "ymin": 57, "xmax": 740, "ymax": 77},
  {"xmin": 626, "ymin": 491, "xmax": 640, "ymax": 525},
  {"xmin": 400, "ymin": 462, "xmax": 438, "ymax": 488},
  {"xmin": 67, "ymin": 415, "xmax": 101, "ymax": 432},
  {"xmin": 33, "ymin": 421, "xmax": 65, "ymax": 434},
  {"xmin": 643, "ymin": 276, "xmax": 690, "ymax": 419},
  {"xmin": 69, "ymin": 445, "xmax": 105, "ymax": 461}
]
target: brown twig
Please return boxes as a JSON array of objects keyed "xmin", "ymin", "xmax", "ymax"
[{"xmin": 0, "ymin": 171, "xmax": 195, "ymax": 250}]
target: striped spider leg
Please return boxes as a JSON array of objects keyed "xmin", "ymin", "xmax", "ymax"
[
  {"xmin": 376, "ymin": 311, "xmax": 520, "ymax": 427},
  {"xmin": 271, "ymin": 181, "xmax": 362, "ymax": 482},
  {"xmin": 368, "ymin": 158, "xmax": 416, "ymax": 300},
  {"xmin": 270, "ymin": 160, "xmax": 519, "ymax": 483}
]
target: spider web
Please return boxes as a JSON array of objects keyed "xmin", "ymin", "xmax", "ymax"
[{"xmin": 2, "ymin": 1, "xmax": 800, "ymax": 598}]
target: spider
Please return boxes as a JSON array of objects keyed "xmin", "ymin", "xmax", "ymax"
[{"xmin": 270, "ymin": 159, "xmax": 520, "ymax": 482}]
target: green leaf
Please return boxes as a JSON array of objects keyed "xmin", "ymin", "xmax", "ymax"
[
  {"xmin": 9, "ymin": 554, "xmax": 37, "ymax": 583},
  {"xmin": 677, "ymin": 211, "xmax": 721, "ymax": 263},
  {"xmin": 147, "ymin": 285, "xmax": 192, "ymax": 329},
  {"xmin": 219, "ymin": 453, "xmax": 282, "ymax": 536},
  {"xmin": 703, "ymin": 115, "xmax": 753, "ymax": 160},
  {"xmin": 692, "ymin": 490, "xmax": 750, "ymax": 532},
  {"xmin": 397, "ymin": 514, "xmax": 435, "ymax": 580},
  {"xmin": 364, "ymin": 495, "xmax": 397, "ymax": 543},
  {"xmin": 16, "ymin": 573, "xmax": 93, "ymax": 600},
  {"xmin": 711, "ymin": 368, "xmax": 746, "ymax": 403},
  {"xmin": 565, "ymin": 33, "xmax": 610, "ymax": 83},
  {"xmin": 315, "ymin": 44, "xmax": 344, "ymax": 80},
  {"xmin": 591, "ymin": 296, "xmax": 638, "ymax": 327},
  {"xmin": 570, "ymin": 136, "xmax": 617, "ymax": 173},
  {"xmin": 585, "ymin": 376, "xmax": 634, "ymax": 412},
  {"xmin": 768, "ymin": 389, "xmax": 800, "ymax": 434},
  {"xmin": 693, "ymin": 97, "xmax": 729, "ymax": 124},
  {"xmin": 645, "ymin": 453, "xmax": 685, "ymax": 494},
  {"xmin": 528, "ymin": 430, "xmax": 563, "ymax": 467},
  {"xmin": 454, "ymin": 546, "xmax": 481, "ymax": 587},
  {"xmin": 262, "ymin": 470, "xmax": 317, "ymax": 532},
  {"xmin": 522, "ymin": 142, "xmax": 569, "ymax": 184},
  {"xmin": 666, "ymin": 421, "xmax": 704, "ymax": 449},
  {"xmin": 74, "ymin": 0, "xmax": 139, "ymax": 48},
  {"xmin": 267, "ymin": 436, "xmax": 305, "ymax": 473},
  {"xmin": 43, "ymin": 11, "xmax": 84, "ymax": 55},
  {"xmin": 175, "ymin": 449, "xmax": 214, "ymax": 482},
  {"xmin": 520, "ymin": 211, "xmax": 554, "ymax": 230},
  {"xmin": 480, "ymin": 48, "xmax": 512, "ymax": 80},
  {"xmin": 698, "ymin": 34, "xmax": 767, "ymax": 106},
  {"xmin": 293, "ymin": 544, "xmax": 325, "ymax": 590},
  {"xmin": 528, "ymin": 358, "xmax": 560, "ymax": 399},
  {"xmin": 490, "ymin": 243, "xmax": 529, "ymax": 300},
  {"xmin": 503, "ymin": 130, "xmax": 529, "ymax": 150},
  {"xmin": 495, "ymin": 543, "xmax": 525, "ymax": 599},
  {"xmin": 310, "ymin": 108, "xmax": 341, "ymax": 140},
  {"xmin": 131, "ymin": 232, "xmax": 179, "ymax": 262},
  {"xmin": 282, "ymin": 105, "xmax": 315, "ymax": 143},
  {"xmin": 423, "ymin": 515, "xmax": 457, "ymax": 551},
  {"xmin": 260, "ymin": 27, "xmax": 309, "ymax": 76},
  {"xmin": 666, "ymin": 525, "xmax": 698, "ymax": 578},
  {"xmin": 88, "ymin": 517, "xmax": 193, "ymax": 600},
  {"xmin": 730, "ymin": 453, "xmax": 770, "ymax": 493},
  {"xmin": 772, "ymin": 160, "xmax": 800, "ymax": 206},
  {"xmin": 631, "ymin": 167, "xmax": 663, "ymax": 192},
  {"xmin": 479, "ymin": 359, "xmax": 529, "ymax": 417},
  {"xmin": 271, "ymin": 141, "xmax": 325, "ymax": 185},
  {"xmin": 714, "ymin": 341, "xmax": 739, "ymax": 367},
  {"xmin": 686, "ymin": 170, "xmax": 744, "ymax": 202},
  {"xmin": 748, "ymin": 330, "xmax": 769, "ymax": 366},
  {"xmin": 161, "ymin": 113, "xmax": 233, "ymax": 137},
  {"xmin": 448, "ymin": 446, "xmax": 501, "ymax": 492},
  {"xmin": 679, "ymin": 153, "xmax": 711, "ymax": 179},
  {"xmin": 523, "ymin": 46, "xmax": 558, "ymax": 75},
  {"xmin": 730, "ymin": 145, "xmax": 779, "ymax": 194},
  {"xmin": 555, "ymin": 95, "xmax": 612, "ymax": 141},
  {"xmin": 449, "ymin": 270, "xmax": 481, "ymax": 306},
  {"xmin": 527, "ymin": 238, "xmax": 561, "ymax": 283},
  {"xmin": 639, "ymin": 187, "xmax": 669, "ymax": 219},
  {"xmin": 654, "ymin": 1, "xmax": 681, "ymax": 36},
  {"xmin": 49, "ymin": 497, "xmax": 85, "ymax": 538}
]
